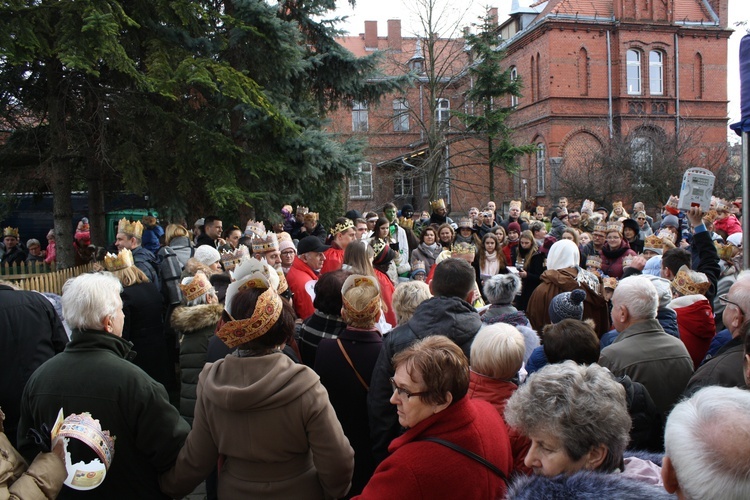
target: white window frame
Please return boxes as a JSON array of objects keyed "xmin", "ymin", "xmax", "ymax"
[
  {"xmin": 349, "ymin": 161, "xmax": 373, "ymax": 199},
  {"xmin": 627, "ymin": 50, "xmax": 641, "ymax": 95},
  {"xmin": 631, "ymin": 137, "xmax": 654, "ymax": 174},
  {"xmin": 536, "ymin": 143, "xmax": 546, "ymax": 194},
  {"xmin": 352, "ymin": 101, "xmax": 368, "ymax": 132},
  {"xmin": 394, "ymin": 174, "xmax": 414, "ymax": 197},
  {"xmin": 393, "ymin": 98, "xmax": 409, "ymax": 132},
  {"xmin": 649, "ymin": 50, "xmax": 663, "ymax": 95},
  {"xmin": 435, "ymin": 98, "xmax": 450, "ymax": 124},
  {"xmin": 510, "ymin": 67, "xmax": 518, "ymax": 106}
]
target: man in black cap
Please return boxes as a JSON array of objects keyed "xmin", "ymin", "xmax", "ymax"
[{"xmin": 286, "ymin": 237, "xmax": 329, "ymax": 321}]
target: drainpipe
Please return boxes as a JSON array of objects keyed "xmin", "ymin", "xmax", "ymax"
[
  {"xmin": 675, "ymin": 33, "xmax": 680, "ymax": 136},
  {"xmin": 607, "ymin": 30, "xmax": 613, "ymax": 139}
]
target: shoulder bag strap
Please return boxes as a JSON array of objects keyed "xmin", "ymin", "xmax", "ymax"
[
  {"xmin": 421, "ymin": 436, "xmax": 507, "ymax": 485},
  {"xmin": 336, "ymin": 338, "xmax": 369, "ymax": 392}
]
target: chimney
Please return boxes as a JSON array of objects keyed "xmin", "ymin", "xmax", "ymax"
[
  {"xmin": 365, "ymin": 21, "xmax": 378, "ymax": 50},
  {"xmin": 387, "ymin": 19, "xmax": 402, "ymax": 52},
  {"xmin": 489, "ymin": 7, "xmax": 498, "ymax": 26}
]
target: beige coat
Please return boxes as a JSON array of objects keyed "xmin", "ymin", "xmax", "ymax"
[
  {"xmin": 159, "ymin": 353, "xmax": 354, "ymax": 499},
  {"xmin": 0, "ymin": 431, "xmax": 66, "ymax": 500}
]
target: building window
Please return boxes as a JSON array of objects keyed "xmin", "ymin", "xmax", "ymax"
[
  {"xmin": 393, "ymin": 98, "xmax": 409, "ymax": 132},
  {"xmin": 352, "ymin": 101, "xmax": 368, "ymax": 132},
  {"xmin": 435, "ymin": 98, "xmax": 450, "ymax": 123},
  {"xmin": 649, "ymin": 51, "xmax": 663, "ymax": 95},
  {"xmin": 394, "ymin": 175, "xmax": 413, "ymax": 197},
  {"xmin": 693, "ymin": 53, "xmax": 703, "ymax": 99},
  {"xmin": 578, "ymin": 47, "xmax": 589, "ymax": 96},
  {"xmin": 531, "ymin": 56, "xmax": 535, "ymax": 102},
  {"xmin": 510, "ymin": 67, "xmax": 518, "ymax": 106},
  {"xmin": 631, "ymin": 137, "xmax": 654, "ymax": 174},
  {"xmin": 349, "ymin": 161, "xmax": 373, "ymax": 199},
  {"xmin": 536, "ymin": 143, "xmax": 546, "ymax": 194},
  {"xmin": 626, "ymin": 50, "xmax": 641, "ymax": 95}
]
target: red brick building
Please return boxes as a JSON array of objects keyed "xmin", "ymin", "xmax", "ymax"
[{"xmin": 333, "ymin": 0, "xmax": 730, "ymax": 216}]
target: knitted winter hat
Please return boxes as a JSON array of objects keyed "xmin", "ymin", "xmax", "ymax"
[
  {"xmin": 661, "ymin": 215, "xmax": 679, "ymax": 229},
  {"xmin": 483, "ymin": 273, "xmax": 522, "ymax": 305},
  {"xmin": 507, "ymin": 222, "xmax": 522, "ymax": 234},
  {"xmin": 549, "ymin": 289, "xmax": 586, "ymax": 324},
  {"xmin": 194, "ymin": 245, "xmax": 221, "ymax": 266}
]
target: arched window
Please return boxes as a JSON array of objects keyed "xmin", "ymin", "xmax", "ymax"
[
  {"xmin": 649, "ymin": 51, "xmax": 663, "ymax": 95},
  {"xmin": 694, "ymin": 53, "xmax": 703, "ymax": 99},
  {"xmin": 510, "ymin": 67, "xmax": 519, "ymax": 107},
  {"xmin": 536, "ymin": 53, "xmax": 541, "ymax": 100},
  {"xmin": 435, "ymin": 98, "xmax": 450, "ymax": 123},
  {"xmin": 626, "ymin": 49, "xmax": 641, "ymax": 95},
  {"xmin": 531, "ymin": 56, "xmax": 536, "ymax": 102},
  {"xmin": 578, "ymin": 47, "xmax": 589, "ymax": 96},
  {"xmin": 536, "ymin": 143, "xmax": 546, "ymax": 194}
]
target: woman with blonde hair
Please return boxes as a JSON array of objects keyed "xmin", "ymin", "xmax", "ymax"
[
  {"xmin": 315, "ymin": 275, "xmax": 384, "ymax": 497},
  {"xmin": 105, "ymin": 248, "xmax": 173, "ymax": 389},
  {"xmin": 163, "ymin": 223, "xmax": 193, "ymax": 267},
  {"xmin": 391, "ymin": 281, "xmax": 432, "ymax": 325}
]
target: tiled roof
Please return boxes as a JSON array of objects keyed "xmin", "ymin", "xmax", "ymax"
[
  {"xmin": 674, "ymin": 0, "xmax": 714, "ymax": 23},
  {"xmin": 537, "ymin": 0, "xmax": 613, "ymax": 18}
]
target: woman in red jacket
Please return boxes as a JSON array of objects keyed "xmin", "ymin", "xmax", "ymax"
[
  {"xmin": 355, "ymin": 336, "xmax": 512, "ymax": 499},
  {"xmin": 599, "ymin": 222, "xmax": 637, "ymax": 279}
]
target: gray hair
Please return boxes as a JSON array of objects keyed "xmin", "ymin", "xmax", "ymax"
[
  {"xmin": 470, "ymin": 324, "xmax": 525, "ymax": 380},
  {"xmin": 665, "ymin": 386, "xmax": 750, "ymax": 499},
  {"xmin": 504, "ymin": 361, "xmax": 630, "ymax": 473},
  {"xmin": 62, "ymin": 273, "xmax": 122, "ymax": 331},
  {"xmin": 391, "ymin": 281, "xmax": 431, "ymax": 325},
  {"xmin": 612, "ymin": 276, "xmax": 658, "ymax": 320}
]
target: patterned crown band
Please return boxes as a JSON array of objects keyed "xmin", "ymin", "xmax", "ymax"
[
  {"xmin": 582, "ymin": 199, "xmax": 595, "ymax": 212},
  {"xmin": 252, "ymin": 233, "xmax": 279, "ymax": 254},
  {"xmin": 586, "ymin": 255, "xmax": 602, "ymax": 269},
  {"xmin": 54, "ymin": 411, "xmax": 116, "ymax": 471},
  {"xmin": 412, "ymin": 260, "xmax": 426, "ymax": 272},
  {"xmin": 644, "ymin": 234, "xmax": 666, "ymax": 250},
  {"xmin": 341, "ymin": 275, "xmax": 381, "ymax": 327},
  {"xmin": 180, "ymin": 272, "xmax": 212, "ymax": 301},
  {"xmin": 451, "ymin": 242, "xmax": 475, "ymax": 255},
  {"xmin": 603, "ymin": 277, "xmax": 618, "ymax": 290},
  {"xmin": 672, "ymin": 266, "xmax": 710, "ymax": 297},
  {"xmin": 217, "ymin": 287, "xmax": 283, "ymax": 348},
  {"xmin": 103, "ymin": 248, "xmax": 134, "ymax": 271},
  {"xmin": 509, "ymin": 200, "xmax": 521, "ymax": 210},
  {"xmin": 3, "ymin": 226, "xmax": 19, "ymax": 238},
  {"xmin": 304, "ymin": 212, "xmax": 319, "ymax": 223},
  {"xmin": 593, "ymin": 223, "xmax": 608, "ymax": 234},
  {"xmin": 606, "ymin": 221, "xmax": 623, "ymax": 234},
  {"xmin": 221, "ymin": 246, "xmax": 250, "ymax": 271},
  {"xmin": 331, "ymin": 219, "xmax": 355, "ymax": 235},
  {"xmin": 296, "ymin": 206, "xmax": 309, "ymax": 214},
  {"xmin": 117, "ymin": 218, "xmax": 143, "ymax": 238},
  {"xmin": 430, "ymin": 199, "xmax": 446, "ymax": 210},
  {"xmin": 276, "ymin": 270, "xmax": 289, "ymax": 294},
  {"xmin": 458, "ymin": 217, "xmax": 473, "ymax": 229},
  {"xmin": 245, "ymin": 221, "xmax": 266, "ymax": 238}
]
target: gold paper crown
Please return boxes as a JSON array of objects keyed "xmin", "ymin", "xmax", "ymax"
[
  {"xmin": 398, "ymin": 216, "xmax": 414, "ymax": 229},
  {"xmin": 217, "ymin": 287, "xmax": 283, "ymax": 348},
  {"xmin": 451, "ymin": 242, "xmax": 476, "ymax": 255},
  {"xmin": 593, "ymin": 222, "xmax": 609, "ymax": 234},
  {"xmin": 296, "ymin": 205, "xmax": 309, "ymax": 214},
  {"xmin": 458, "ymin": 217, "xmax": 473, "ymax": 229},
  {"xmin": 509, "ymin": 200, "xmax": 522, "ymax": 210},
  {"xmin": 252, "ymin": 232, "xmax": 279, "ymax": 253},
  {"xmin": 703, "ymin": 210, "xmax": 719, "ymax": 224},
  {"xmin": 606, "ymin": 221, "xmax": 623, "ymax": 234},
  {"xmin": 341, "ymin": 275, "xmax": 381, "ymax": 327},
  {"xmin": 3, "ymin": 226, "xmax": 19, "ymax": 238},
  {"xmin": 603, "ymin": 277, "xmax": 618, "ymax": 290},
  {"xmin": 56, "ymin": 412, "xmax": 116, "ymax": 471},
  {"xmin": 672, "ymin": 265, "xmax": 710, "ymax": 297},
  {"xmin": 715, "ymin": 241, "xmax": 737, "ymax": 262},
  {"xmin": 644, "ymin": 234, "xmax": 666, "ymax": 251},
  {"xmin": 103, "ymin": 248, "xmax": 134, "ymax": 271},
  {"xmin": 430, "ymin": 199, "xmax": 446, "ymax": 210},
  {"xmin": 657, "ymin": 228, "xmax": 677, "ymax": 245},
  {"xmin": 582, "ymin": 199, "xmax": 595, "ymax": 212},
  {"xmin": 245, "ymin": 221, "xmax": 266, "ymax": 238},
  {"xmin": 276, "ymin": 269, "xmax": 289, "ymax": 294},
  {"xmin": 179, "ymin": 272, "xmax": 212, "ymax": 301},
  {"xmin": 411, "ymin": 260, "xmax": 426, "ymax": 273},
  {"xmin": 665, "ymin": 195, "xmax": 680, "ymax": 215},
  {"xmin": 520, "ymin": 211, "xmax": 532, "ymax": 220},
  {"xmin": 331, "ymin": 218, "xmax": 354, "ymax": 235},
  {"xmin": 304, "ymin": 212, "xmax": 319, "ymax": 223},
  {"xmin": 586, "ymin": 255, "xmax": 602, "ymax": 269},
  {"xmin": 536, "ymin": 206, "xmax": 545, "ymax": 215},
  {"xmin": 220, "ymin": 246, "xmax": 250, "ymax": 271},
  {"xmin": 715, "ymin": 198, "xmax": 731, "ymax": 212},
  {"xmin": 371, "ymin": 238, "xmax": 388, "ymax": 257},
  {"xmin": 612, "ymin": 201, "xmax": 623, "ymax": 210},
  {"xmin": 117, "ymin": 218, "xmax": 143, "ymax": 238}
]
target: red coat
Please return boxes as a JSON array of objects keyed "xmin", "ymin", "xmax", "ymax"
[
  {"xmin": 713, "ymin": 214, "xmax": 742, "ymax": 236},
  {"xmin": 467, "ymin": 371, "xmax": 532, "ymax": 476},
  {"xmin": 354, "ymin": 397, "xmax": 512, "ymax": 500},
  {"xmin": 599, "ymin": 241, "xmax": 637, "ymax": 279},
  {"xmin": 374, "ymin": 269, "xmax": 397, "ymax": 327},
  {"xmin": 671, "ymin": 295, "xmax": 716, "ymax": 369},
  {"xmin": 320, "ymin": 245, "xmax": 344, "ymax": 275},
  {"xmin": 286, "ymin": 257, "xmax": 318, "ymax": 320}
]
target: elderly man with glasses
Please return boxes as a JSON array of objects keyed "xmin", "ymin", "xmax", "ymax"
[{"xmin": 684, "ymin": 277, "xmax": 750, "ymax": 396}]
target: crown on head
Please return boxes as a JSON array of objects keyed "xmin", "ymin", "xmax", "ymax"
[
  {"xmin": 586, "ymin": 255, "xmax": 602, "ymax": 269},
  {"xmin": 220, "ymin": 246, "xmax": 250, "ymax": 271},
  {"xmin": 331, "ymin": 218, "xmax": 354, "ymax": 235},
  {"xmin": 582, "ymin": 199, "xmax": 595, "ymax": 212},
  {"xmin": 703, "ymin": 210, "xmax": 719, "ymax": 224},
  {"xmin": 657, "ymin": 228, "xmax": 677, "ymax": 245},
  {"xmin": 398, "ymin": 216, "xmax": 414, "ymax": 229},
  {"xmin": 341, "ymin": 275, "xmax": 381, "ymax": 327},
  {"xmin": 304, "ymin": 212, "xmax": 319, "ymax": 223},
  {"xmin": 103, "ymin": 248, "xmax": 134, "ymax": 271},
  {"xmin": 612, "ymin": 201, "xmax": 623, "ymax": 210},
  {"xmin": 55, "ymin": 410, "xmax": 116, "ymax": 472},
  {"xmin": 3, "ymin": 226, "xmax": 19, "ymax": 239},
  {"xmin": 252, "ymin": 232, "xmax": 279, "ymax": 254},
  {"xmin": 536, "ymin": 206, "xmax": 545, "ymax": 215},
  {"xmin": 715, "ymin": 198, "xmax": 732, "ymax": 212},
  {"xmin": 296, "ymin": 206, "xmax": 309, "ymax": 215},
  {"xmin": 117, "ymin": 218, "xmax": 143, "ymax": 238},
  {"xmin": 411, "ymin": 260, "xmax": 426, "ymax": 273},
  {"xmin": 665, "ymin": 195, "xmax": 680, "ymax": 215},
  {"xmin": 644, "ymin": 234, "xmax": 666, "ymax": 251},
  {"xmin": 672, "ymin": 265, "xmax": 710, "ymax": 297},
  {"xmin": 602, "ymin": 277, "xmax": 618, "ymax": 290},
  {"xmin": 714, "ymin": 242, "xmax": 737, "ymax": 262},
  {"xmin": 458, "ymin": 217, "xmax": 473, "ymax": 229},
  {"xmin": 430, "ymin": 199, "xmax": 446, "ymax": 210},
  {"xmin": 606, "ymin": 221, "xmax": 623, "ymax": 234},
  {"xmin": 593, "ymin": 222, "xmax": 608, "ymax": 234},
  {"xmin": 451, "ymin": 242, "xmax": 476, "ymax": 255},
  {"xmin": 179, "ymin": 272, "xmax": 212, "ymax": 301},
  {"xmin": 509, "ymin": 200, "xmax": 521, "ymax": 210},
  {"xmin": 520, "ymin": 210, "xmax": 532, "ymax": 220},
  {"xmin": 276, "ymin": 269, "xmax": 289, "ymax": 294},
  {"xmin": 370, "ymin": 238, "xmax": 388, "ymax": 257},
  {"xmin": 217, "ymin": 287, "xmax": 283, "ymax": 348},
  {"xmin": 244, "ymin": 221, "xmax": 266, "ymax": 238}
]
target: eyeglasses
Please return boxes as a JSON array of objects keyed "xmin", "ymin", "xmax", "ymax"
[
  {"xmin": 718, "ymin": 294, "xmax": 745, "ymax": 316},
  {"xmin": 389, "ymin": 377, "xmax": 428, "ymax": 399},
  {"xmin": 637, "ymin": 217, "xmax": 646, "ymax": 221}
]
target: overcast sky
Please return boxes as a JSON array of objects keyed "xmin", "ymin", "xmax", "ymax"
[{"xmin": 335, "ymin": 0, "xmax": 750, "ymax": 136}]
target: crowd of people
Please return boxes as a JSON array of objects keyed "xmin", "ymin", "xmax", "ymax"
[{"xmin": 1, "ymin": 194, "xmax": 749, "ymax": 499}]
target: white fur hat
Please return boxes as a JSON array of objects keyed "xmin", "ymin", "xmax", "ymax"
[{"xmin": 483, "ymin": 273, "xmax": 522, "ymax": 305}]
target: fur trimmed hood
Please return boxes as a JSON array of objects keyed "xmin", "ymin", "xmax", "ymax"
[
  {"xmin": 171, "ymin": 303, "xmax": 224, "ymax": 333},
  {"xmin": 508, "ymin": 469, "xmax": 675, "ymax": 500}
]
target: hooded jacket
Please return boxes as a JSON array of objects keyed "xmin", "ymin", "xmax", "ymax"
[
  {"xmin": 669, "ymin": 295, "xmax": 716, "ymax": 369},
  {"xmin": 159, "ymin": 353, "xmax": 354, "ymax": 499},
  {"xmin": 171, "ymin": 303, "xmax": 223, "ymax": 426},
  {"xmin": 367, "ymin": 296, "xmax": 482, "ymax": 463},
  {"xmin": 287, "ymin": 257, "xmax": 319, "ymax": 320}
]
